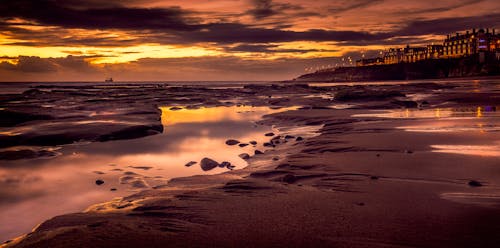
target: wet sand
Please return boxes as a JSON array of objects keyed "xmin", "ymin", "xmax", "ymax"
[{"xmin": 2, "ymin": 79, "xmax": 500, "ymax": 247}]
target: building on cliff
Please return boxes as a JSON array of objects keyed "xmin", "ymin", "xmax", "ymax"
[
  {"xmin": 443, "ymin": 28, "xmax": 499, "ymax": 58},
  {"xmin": 383, "ymin": 48, "xmax": 404, "ymax": 64},
  {"xmin": 357, "ymin": 28, "xmax": 500, "ymax": 67}
]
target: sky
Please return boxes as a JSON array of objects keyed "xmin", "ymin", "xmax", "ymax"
[{"xmin": 1, "ymin": 0, "xmax": 500, "ymax": 81}]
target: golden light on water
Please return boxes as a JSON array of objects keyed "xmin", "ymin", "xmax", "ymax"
[
  {"xmin": 431, "ymin": 144, "xmax": 500, "ymax": 157},
  {"xmin": 160, "ymin": 106, "xmax": 259, "ymax": 126},
  {"xmin": 160, "ymin": 106, "xmax": 298, "ymax": 126}
]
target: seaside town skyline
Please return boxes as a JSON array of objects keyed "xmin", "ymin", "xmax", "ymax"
[
  {"xmin": 1, "ymin": 0, "xmax": 500, "ymax": 81},
  {"xmin": 353, "ymin": 28, "xmax": 500, "ymax": 67}
]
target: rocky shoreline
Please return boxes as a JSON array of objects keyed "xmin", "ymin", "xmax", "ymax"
[{"xmin": 2, "ymin": 79, "xmax": 500, "ymax": 247}]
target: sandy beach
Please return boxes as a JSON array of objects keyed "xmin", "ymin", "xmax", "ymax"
[{"xmin": 1, "ymin": 79, "xmax": 500, "ymax": 247}]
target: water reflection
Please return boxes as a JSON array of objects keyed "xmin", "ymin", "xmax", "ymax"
[
  {"xmin": 0, "ymin": 105, "xmax": 296, "ymax": 241},
  {"xmin": 353, "ymin": 106, "xmax": 498, "ymax": 119},
  {"xmin": 353, "ymin": 106, "xmax": 500, "ymax": 157},
  {"xmin": 431, "ymin": 144, "xmax": 500, "ymax": 157}
]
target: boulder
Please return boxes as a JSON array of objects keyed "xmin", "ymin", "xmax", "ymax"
[{"xmin": 200, "ymin": 158, "xmax": 219, "ymax": 171}]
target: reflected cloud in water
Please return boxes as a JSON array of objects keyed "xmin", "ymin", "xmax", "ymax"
[{"xmin": 0, "ymin": 105, "xmax": 295, "ymax": 241}]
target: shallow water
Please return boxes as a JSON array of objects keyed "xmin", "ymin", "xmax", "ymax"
[
  {"xmin": 0, "ymin": 105, "xmax": 294, "ymax": 241},
  {"xmin": 352, "ymin": 106, "xmax": 500, "ymax": 157}
]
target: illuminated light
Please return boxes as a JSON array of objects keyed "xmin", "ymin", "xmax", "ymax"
[{"xmin": 476, "ymin": 107, "xmax": 483, "ymax": 118}]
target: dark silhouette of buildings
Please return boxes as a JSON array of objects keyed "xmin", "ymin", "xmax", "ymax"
[{"xmin": 357, "ymin": 28, "xmax": 500, "ymax": 66}]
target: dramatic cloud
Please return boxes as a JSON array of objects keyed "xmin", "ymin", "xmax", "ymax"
[
  {"xmin": 0, "ymin": 0, "xmax": 499, "ymax": 81},
  {"xmin": 398, "ymin": 13, "xmax": 500, "ymax": 36},
  {"xmin": 0, "ymin": 0, "xmax": 199, "ymax": 31},
  {"xmin": 0, "ymin": 56, "xmax": 98, "ymax": 74},
  {"xmin": 328, "ymin": 0, "xmax": 384, "ymax": 14}
]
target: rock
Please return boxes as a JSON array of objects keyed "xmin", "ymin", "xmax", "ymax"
[
  {"xmin": 370, "ymin": 176, "xmax": 379, "ymax": 180},
  {"xmin": 97, "ymin": 124, "xmax": 164, "ymax": 142},
  {"xmin": 200, "ymin": 158, "xmax": 219, "ymax": 171},
  {"xmin": 263, "ymin": 142, "xmax": 274, "ymax": 147},
  {"xmin": 376, "ymin": 154, "xmax": 381, "ymax": 157},
  {"xmin": 0, "ymin": 109, "xmax": 52, "ymax": 127},
  {"xmin": 265, "ymin": 132, "xmax": 275, "ymax": 137},
  {"xmin": 391, "ymin": 100, "xmax": 418, "ymax": 108},
  {"xmin": 239, "ymin": 143, "xmax": 249, "ymax": 147},
  {"xmin": 239, "ymin": 153, "xmax": 250, "ymax": 160},
  {"xmin": 95, "ymin": 179, "xmax": 104, "ymax": 185},
  {"xmin": 272, "ymin": 157, "xmax": 280, "ymax": 161},
  {"xmin": 185, "ymin": 161, "xmax": 197, "ymax": 167},
  {"xmin": 130, "ymin": 179, "xmax": 149, "ymax": 188},
  {"xmin": 249, "ymin": 141, "xmax": 257, "ymax": 145},
  {"xmin": 405, "ymin": 150, "xmax": 414, "ymax": 154},
  {"xmin": 227, "ymin": 165, "xmax": 236, "ymax": 170},
  {"xmin": 128, "ymin": 166, "xmax": 152, "ymax": 170},
  {"xmin": 254, "ymin": 150, "xmax": 264, "ymax": 155},
  {"xmin": 225, "ymin": 139, "xmax": 240, "ymax": 145},
  {"xmin": 123, "ymin": 171, "xmax": 139, "ymax": 176},
  {"xmin": 284, "ymin": 135, "xmax": 295, "ymax": 139},
  {"xmin": 119, "ymin": 175, "xmax": 135, "ymax": 184},
  {"xmin": 169, "ymin": 107, "xmax": 182, "ymax": 111},
  {"xmin": 220, "ymin": 161, "xmax": 231, "ymax": 168},
  {"xmin": 110, "ymin": 188, "xmax": 117, "ymax": 191},
  {"xmin": 282, "ymin": 174, "xmax": 297, "ymax": 184},
  {"xmin": 334, "ymin": 89, "xmax": 404, "ymax": 101},
  {"xmin": 93, "ymin": 171, "xmax": 105, "ymax": 175},
  {"xmin": 296, "ymin": 136, "xmax": 303, "ymax": 141},
  {"xmin": 468, "ymin": 180, "xmax": 482, "ymax": 187},
  {"xmin": 220, "ymin": 161, "xmax": 232, "ymax": 168}
]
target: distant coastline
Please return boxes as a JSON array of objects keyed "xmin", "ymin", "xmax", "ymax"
[{"xmin": 292, "ymin": 55, "xmax": 500, "ymax": 83}]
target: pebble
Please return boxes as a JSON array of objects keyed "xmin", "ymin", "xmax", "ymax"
[
  {"xmin": 225, "ymin": 139, "xmax": 240, "ymax": 145},
  {"xmin": 185, "ymin": 161, "xmax": 197, "ymax": 167},
  {"xmin": 468, "ymin": 180, "xmax": 482, "ymax": 187}
]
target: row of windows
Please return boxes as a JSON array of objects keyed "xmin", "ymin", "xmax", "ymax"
[{"xmin": 444, "ymin": 39, "xmax": 476, "ymax": 46}]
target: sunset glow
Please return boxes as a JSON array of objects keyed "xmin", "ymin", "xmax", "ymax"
[{"xmin": 1, "ymin": 0, "xmax": 499, "ymax": 81}]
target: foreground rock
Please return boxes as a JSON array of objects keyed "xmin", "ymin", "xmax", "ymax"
[
  {"xmin": 225, "ymin": 139, "xmax": 240, "ymax": 146},
  {"xmin": 200, "ymin": 158, "xmax": 219, "ymax": 171}
]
